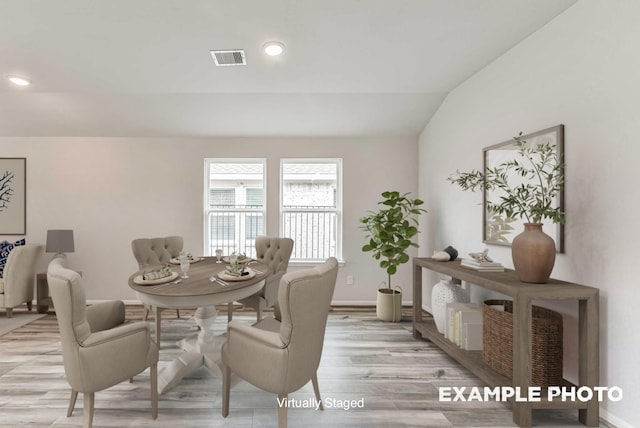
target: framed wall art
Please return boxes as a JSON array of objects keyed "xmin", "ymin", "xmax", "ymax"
[
  {"xmin": 0, "ymin": 158, "xmax": 27, "ymax": 235},
  {"xmin": 483, "ymin": 125, "xmax": 565, "ymax": 252}
]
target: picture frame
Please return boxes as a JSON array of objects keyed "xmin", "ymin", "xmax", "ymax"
[
  {"xmin": 483, "ymin": 125, "xmax": 564, "ymax": 252},
  {"xmin": 0, "ymin": 158, "xmax": 27, "ymax": 235}
]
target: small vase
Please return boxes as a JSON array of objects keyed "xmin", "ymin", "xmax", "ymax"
[
  {"xmin": 431, "ymin": 279, "xmax": 469, "ymax": 334},
  {"xmin": 511, "ymin": 223, "xmax": 556, "ymax": 283}
]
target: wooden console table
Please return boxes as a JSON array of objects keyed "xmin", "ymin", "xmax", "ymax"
[{"xmin": 413, "ymin": 258, "xmax": 599, "ymax": 427}]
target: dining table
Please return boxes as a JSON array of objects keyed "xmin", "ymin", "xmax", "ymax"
[{"xmin": 128, "ymin": 256, "xmax": 269, "ymax": 394}]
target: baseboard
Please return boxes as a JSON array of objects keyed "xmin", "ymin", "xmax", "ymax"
[{"xmin": 600, "ymin": 408, "xmax": 633, "ymax": 428}]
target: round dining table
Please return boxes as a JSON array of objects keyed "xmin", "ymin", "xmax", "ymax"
[{"xmin": 129, "ymin": 256, "xmax": 269, "ymax": 394}]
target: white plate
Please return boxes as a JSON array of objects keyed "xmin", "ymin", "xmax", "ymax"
[
  {"xmin": 133, "ymin": 271, "xmax": 179, "ymax": 285},
  {"xmin": 169, "ymin": 257, "xmax": 203, "ymax": 265},
  {"xmin": 218, "ymin": 268, "xmax": 256, "ymax": 282}
]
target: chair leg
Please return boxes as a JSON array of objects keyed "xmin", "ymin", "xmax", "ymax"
[
  {"xmin": 84, "ymin": 392, "xmax": 95, "ymax": 428},
  {"xmin": 227, "ymin": 302, "xmax": 233, "ymax": 322},
  {"xmin": 6, "ymin": 308, "xmax": 12, "ymax": 318},
  {"xmin": 151, "ymin": 363, "xmax": 158, "ymax": 419},
  {"xmin": 222, "ymin": 364, "xmax": 231, "ymax": 417},
  {"xmin": 256, "ymin": 306, "xmax": 262, "ymax": 322},
  {"xmin": 143, "ymin": 305, "xmax": 150, "ymax": 321},
  {"xmin": 311, "ymin": 373, "xmax": 324, "ymax": 410},
  {"xmin": 27, "ymin": 301, "xmax": 33, "ymax": 311},
  {"xmin": 67, "ymin": 389, "xmax": 78, "ymax": 416},
  {"xmin": 176, "ymin": 308, "xmax": 181, "ymax": 319},
  {"xmin": 155, "ymin": 307, "xmax": 162, "ymax": 346},
  {"xmin": 278, "ymin": 393, "xmax": 288, "ymax": 428}
]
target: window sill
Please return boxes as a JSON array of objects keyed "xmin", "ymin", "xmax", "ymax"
[{"xmin": 289, "ymin": 259, "xmax": 346, "ymax": 268}]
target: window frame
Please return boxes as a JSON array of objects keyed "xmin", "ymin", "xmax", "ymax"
[
  {"xmin": 203, "ymin": 158, "xmax": 267, "ymax": 257},
  {"xmin": 279, "ymin": 158, "xmax": 343, "ymax": 263}
]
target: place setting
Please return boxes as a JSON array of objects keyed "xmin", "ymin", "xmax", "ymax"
[
  {"xmin": 132, "ymin": 264, "xmax": 180, "ymax": 286},
  {"xmin": 209, "ymin": 250, "xmax": 262, "ymax": 286}
]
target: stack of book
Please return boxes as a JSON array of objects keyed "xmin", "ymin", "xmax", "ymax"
[
  {"xmin": 460, "ymin": 258, "xmax": 504, "ymax": 272},
  {"xmin": 445, "ymin": 302, "xmax": 483, "ymax": 351}
]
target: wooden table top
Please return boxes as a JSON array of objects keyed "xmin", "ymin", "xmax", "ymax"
[{"xmin": 128, "ymin": 257, "xmax": 269, "ymax": 298}]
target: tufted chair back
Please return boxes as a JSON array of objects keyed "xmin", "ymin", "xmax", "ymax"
[
  {"xmin": 236, "ymin": 236, "xmax": 294, "ymax": 321},
  {"xmin": 255, "ymin": 236, "xmax": 294, "ymax": 278},
  {"xmin": 131, "ymin": 236, "xmax": 183, "ymax": 268},
  {"xmin": 130, "ymin": 235, "xmax": 185, "ymax": 336}
]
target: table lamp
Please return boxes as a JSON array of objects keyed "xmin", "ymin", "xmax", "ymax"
[{"xmin": 46, "ymin": 229, "xmax": 75, "ymax": 258}]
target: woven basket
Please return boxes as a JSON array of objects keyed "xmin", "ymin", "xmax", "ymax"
[{"xmin": 482, "ymin": 299, "xmax": 563, "ymax": 386}]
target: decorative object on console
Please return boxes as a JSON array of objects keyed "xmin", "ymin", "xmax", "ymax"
[
  {"xmin": 448, "ymin": 125, "xmax": 565, "ymax": 283},
  {"xmin": 0, "ymin": 158, "xmax": 26, "ymax": 235},
  {"xmin": 45, "ymin": 230, "xmax": 75, "ymax": 258},
  {"xmin": 432, "ymin": 245, "xmax": 459, "ymax": 261},
  {"xmin": 431, "ymin": 279, "xmax": 470, "ymax": 334},
  {"xmin": 461, "ymin": 249, "xmax": 504, "ymax": 272},
  {"xmin": 360, "ymin": 191, "xmax": 427, "ymax": 322}
]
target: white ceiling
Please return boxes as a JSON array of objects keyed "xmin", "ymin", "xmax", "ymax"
[{"xmin": 0, "ymin": 0, "xmax": 577, "ymax": 138}]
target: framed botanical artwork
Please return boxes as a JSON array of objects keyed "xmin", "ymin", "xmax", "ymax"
[
  {"xmin": 0, "ymin": 158, "xmax": 27, "ymax": 235},
  {"xmin": 483, "ymin": 125, "xmax": 565, "ymax": 252}
]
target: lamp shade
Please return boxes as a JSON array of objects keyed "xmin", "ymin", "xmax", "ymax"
[{"xmin": 46, "ymin": 230, "xmax": 75, "ymax": 253}]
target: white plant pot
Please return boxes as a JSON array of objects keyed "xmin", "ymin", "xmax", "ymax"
[
  {"xmin": 431, "ymin": 279, "xmax": 470, "ymax": 334},
  {"xmin": 376, "ymin": 288, "xmax": 402, "ymax": 322}
]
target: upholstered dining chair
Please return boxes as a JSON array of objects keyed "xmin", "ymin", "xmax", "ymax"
[
  {"xmin": 222, "ymin": 257, "xmax": 338, "ymax": 428},
  {"xmin": 47, "ymin": 256, "xmax": 158, "ymax": 428},
  {"xmin": 131, "ymin": 235, "xmax": 183, "ymax": 343},
  {"xmin": 231, "ymin": 236, "xmax": 294, "ymax": 321},
  {"xmin": 0, "ymin": 244, "xmax": 43, "ymax": 318}
]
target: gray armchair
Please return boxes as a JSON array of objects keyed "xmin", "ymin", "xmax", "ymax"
[
  {"xmin": 47, "ymin": 257, "xmax": 158, "ymax": 428},
  {"xmin": 0, "ymin": 244, "xmax": 43, "ymax": 318},
  {"xmin": 131, "ymin": 235, "xmax": 183, "ymax": 343},
  {"xmin": 233, "ymin": 236, "xmax": 294, "ymax": 321},
  {"xmin": 222, "ymin": 257, "xmax": 338, "ymax": 428}
]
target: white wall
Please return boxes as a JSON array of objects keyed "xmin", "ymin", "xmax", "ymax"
[
  {"xmin": 418, "ymin": 0, "xmax": 639, "ymax": 425},
  {"xmin": 0, "ymin": 136, "xmax": 419, "ymax": 305}
]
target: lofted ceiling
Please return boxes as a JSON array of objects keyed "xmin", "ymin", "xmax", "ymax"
[{"xmin": 0, "ymin": 0, "xmax": 577, "ymax": 138}]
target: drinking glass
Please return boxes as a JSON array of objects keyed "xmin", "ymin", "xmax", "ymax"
[
  {"xmin": 215, "ymin": 249, "xmax": 223, "ymax": 263},
  {"xmin": 179, "ymin": 252, "xmax": 190, "ymax": 278}
]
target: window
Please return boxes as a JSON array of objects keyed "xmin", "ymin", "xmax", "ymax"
[
  {"xmin": 281, "ymin": 159, "xmax": 342, "ymax": 262},
  {"xmin": 204, "ymin": 159, "xmax": 265, "ymax": 257}
]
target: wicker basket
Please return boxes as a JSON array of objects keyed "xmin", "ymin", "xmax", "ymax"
[{"xmin": 482, "ymin": 299, "xmax": 563, "ymax": 386}]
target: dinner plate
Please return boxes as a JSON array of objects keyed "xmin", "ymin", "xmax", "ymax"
[
  {"xmin": 133, "ymin": 271, "xmax": 179, "ymax": 285},
  {"xmin": 221, "ymin": 256, "xmax": 252, "ymax": 264},
  {"xmin": 169, "ymin": 257, "xmax": 203, "ymax": 265},
  {"xmin": 218, "ymin": 268, "xmax": 256, "ymax": 282}
]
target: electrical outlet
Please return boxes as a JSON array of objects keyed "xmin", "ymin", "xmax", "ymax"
[{"xmin": 346, "ymin": 275, "xmax": 354, "ymax": 285}]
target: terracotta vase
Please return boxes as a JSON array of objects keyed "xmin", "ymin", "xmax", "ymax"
[{"xmin": 511, "ymin": 223, "xmax": 556, "ymax": 283}]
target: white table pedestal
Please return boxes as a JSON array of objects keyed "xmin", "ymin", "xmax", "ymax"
[{"xmin": 158, "ymin": 305, "xmax": 226, "ymax": 394}]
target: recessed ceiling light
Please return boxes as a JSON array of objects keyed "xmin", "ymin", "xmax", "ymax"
[
  {"xmin": 263, "ymin": 41, "xmax": 285, "ymax": 56},
  {"xmin": 7, "ymin": 75, "xmax": 31, "ymax": 86}
]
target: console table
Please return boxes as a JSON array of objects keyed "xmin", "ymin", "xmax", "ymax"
[{"xmin": 413, "ymin": 258, "xmax": 599, "ymax": 427}]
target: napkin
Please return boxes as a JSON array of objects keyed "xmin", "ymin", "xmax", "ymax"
[{"xmin": 143, "ymin": 265, "xmax": 172, "ymax": 280}]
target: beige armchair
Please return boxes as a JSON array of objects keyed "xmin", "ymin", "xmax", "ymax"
[
  {"xmin": 131, "ymin": 235, "xmax": 183, "ymax": 343},
  {"xmin": 233, "ymin": 236, "xmax": 294, "ymax": 321},
  {"xmin": 47, "ymin": 257, "xmax": 158, "ymax": 428},
  {"xmin": 0, "ymin": 244, "xmax": 43, "ymax": 318},
  {"xmin": 222, "ymin": 257, "xmax": 338, "ymax": 428}
]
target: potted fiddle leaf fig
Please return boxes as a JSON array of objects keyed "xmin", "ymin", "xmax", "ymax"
[
  {"xmin": 448, "ymin": 131, "xmax": 565, "ymax": 283},
  {"xmin": 360, "ymin": 191, "xmax": 426, "ymax": 322}
]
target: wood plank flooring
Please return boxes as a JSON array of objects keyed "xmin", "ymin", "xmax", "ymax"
[{"xmin": 0, "ymin": 305, "xmax": 608, "ymax": 427}]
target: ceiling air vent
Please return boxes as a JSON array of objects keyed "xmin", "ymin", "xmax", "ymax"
[{"xmin": 210, "ymin": 49, "xmax": 246, "ymax": 66}]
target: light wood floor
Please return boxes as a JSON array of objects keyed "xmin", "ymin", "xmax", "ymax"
[{"xmin": 0, "ymin": 305, "xmax": 607, "ymax": 427}]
